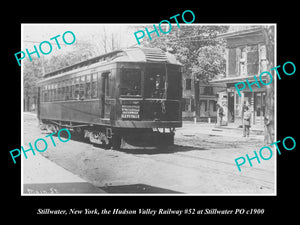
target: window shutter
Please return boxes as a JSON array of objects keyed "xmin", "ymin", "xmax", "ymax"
[
  {"xmin": 247, "ymin": 45, "xmax": 259, "ymax": 75},
  {"xmin": 228, "ymin": 48, "xmax": 237, "ymax": 76}
]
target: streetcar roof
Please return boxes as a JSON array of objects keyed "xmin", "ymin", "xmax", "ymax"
[{"xmin": 41, "ymin": 47, "xmax": 181, "ymax": 80}]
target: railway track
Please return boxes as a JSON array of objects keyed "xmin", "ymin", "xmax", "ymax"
[
  {"xmin": 125, "ymin": 145, "xmax": 275, "ymax": 192},
  {"xmin": 64, "ymin": 133, "xmax": 275, "ymax": 192}
]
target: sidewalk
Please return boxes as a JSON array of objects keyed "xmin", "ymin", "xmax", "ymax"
[
  {"xmin": 22, "ymin": 153, "xmax": 105, "ymax": 194},
  {"xmin": 179, "ymin": 121, "xmax": 264, "ymax": 138},
  {"xmin": 214, "ymin": 123, "xmax": 264, "ymax": 135}
]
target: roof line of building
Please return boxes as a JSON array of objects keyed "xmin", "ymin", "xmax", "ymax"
[
  {"xmin": 217, "ymin": 27, "xmax": 264, "ymax": 39},
  {"xmin": 210, "ymin": 73, "xmax": 270, "ymax": 84}
]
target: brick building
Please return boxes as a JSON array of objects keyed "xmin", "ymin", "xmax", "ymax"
[{"xmin": 211, "ymin": 27, "xmax": 271, "ymax": 126}]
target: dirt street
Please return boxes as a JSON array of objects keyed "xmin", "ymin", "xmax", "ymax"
[{"xmin": 22, "ymin": 112, "xmax": 275, "ymax": 194}]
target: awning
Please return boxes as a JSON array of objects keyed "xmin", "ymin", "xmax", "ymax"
[{"xmin": 210, "ymin": 74, "xmax": 271, "ymax": 85}]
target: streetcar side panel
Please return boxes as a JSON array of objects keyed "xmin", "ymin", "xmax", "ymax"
[
  {"xmin": 40, "ymin": 100, "xmax": 101, "ymax": 124},
  {"xmin": 39, "ymin": 64, "xmax": 117, "ymax": 126}
]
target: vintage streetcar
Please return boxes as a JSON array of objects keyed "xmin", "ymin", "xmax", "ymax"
[{"xmin": 36, "ymin": 47, "xmax": 182, "ymax": 149}]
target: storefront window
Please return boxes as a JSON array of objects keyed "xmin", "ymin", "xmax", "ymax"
[{"xmin": 255, "ymin": 92, "xmax": 265, "ymax": 116}]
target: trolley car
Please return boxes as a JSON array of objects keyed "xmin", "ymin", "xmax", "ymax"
[{"xmin": 37, "ymin": 47, "xmax": 182, "ymax": 149}]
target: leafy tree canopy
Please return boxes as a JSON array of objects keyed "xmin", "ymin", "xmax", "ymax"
[
  {"xmin": 23, "ymin": 39, "xmax": 97, "ymax": 97},
  {"xmin": 141, "ymin": 25, "xmax": 229, "ymax": 83}
]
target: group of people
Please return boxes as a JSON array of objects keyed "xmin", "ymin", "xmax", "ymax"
[{"xmin": 216, "ymin": 102, "xmax": 251, "ymax": 138}]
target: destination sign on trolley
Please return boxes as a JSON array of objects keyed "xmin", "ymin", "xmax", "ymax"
[{"xmin": 121, "ymin": 105, "xmax": 140, "ymax": 119}]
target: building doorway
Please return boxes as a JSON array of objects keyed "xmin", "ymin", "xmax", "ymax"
[{"xmin": 254, "ymin": 92, "xmax": 266, "ymax": 124}]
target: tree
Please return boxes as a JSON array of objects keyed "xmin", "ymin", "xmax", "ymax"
[
  {"xmin": 23, "ymin": 38, "xmax": 100, "ymax": 111},
  {"xmin": 43, "ymin": 39, "xmax": 96, "ymax": 73},
  {"xmin": 23, "ymin": 55, "xmax": 44, "ymax": 111},
  {"xmin": 193, "ymin": 45, "xmax": 226, "ymax": 83},
  {"xmin": 141, "ymin": 25, "xmax": 229, "ymax": 82},
  {"xmin": 90, "ymin": 27, "xmax": 122, "ymax": 54},
  {"xmin": 23, "ymin": 28, "xmax": 125, "ymax": 111},
  {"xmin": 262, "ymin": 26, "xmax": 275, "ymax": 144}
]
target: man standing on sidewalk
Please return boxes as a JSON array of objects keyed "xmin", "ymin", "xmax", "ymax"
[
  {"xmin": 243, "ymin": 106, "xmax": 251, "ymax": 137},
  {"xmin": 217, "ymin": 103, "xmax": 224, "ymax": 126}
]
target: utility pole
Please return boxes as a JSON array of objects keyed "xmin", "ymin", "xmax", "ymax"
[{"xmin": 194, "ymin": 74, "xmax": 200, "ymax": 122}]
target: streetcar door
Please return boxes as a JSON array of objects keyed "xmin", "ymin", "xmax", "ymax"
[{"xmin": 100, "ymin": 72, "xmax": 109, "ymax": 118}]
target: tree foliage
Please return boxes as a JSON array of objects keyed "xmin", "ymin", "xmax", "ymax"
[
  {"xmin": 23, "ymin": 38, "xmax": 101, "ymax": 101},
  {"xmin": 141, "ymin": 25, "xmax": 229, "ymax": 82},
  {"xmin": 23, "ymin": 28, "xmax": 124, "ymax": 103}
]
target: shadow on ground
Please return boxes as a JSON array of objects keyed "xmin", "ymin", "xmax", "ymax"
[
  {"xmin": 24, "ymin": 182, "xmax": 105, "ymax": 194},
  {"xmin": 99, "ymin": 183, "xmax": 183, "ymax": 194},
  {"xmin": 116, "ymin": 144, "xmax": 207, "ymax": 155},
  {"xmin": 54, "ymin": 131, "xmax": 208, "ymax": 155}
]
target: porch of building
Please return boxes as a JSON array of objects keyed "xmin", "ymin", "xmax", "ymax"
[{"xmin": 210, "ymin": 75, "xmax": 267, "ymax": 129}]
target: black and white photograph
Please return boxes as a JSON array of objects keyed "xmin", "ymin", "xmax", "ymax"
[
  {"xmin": 21, "ymin": 23, "xmax": 276, "ymax": 195},
  {"xmin": 4, "ymin": 6, "xmax": 298, "ymax": 220}
]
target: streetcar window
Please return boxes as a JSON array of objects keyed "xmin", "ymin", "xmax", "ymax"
[
  {"xmin": 48, "ymin": 85, "xmax": 51, "ymax": 101},
  {"xmin": 58, "ymin": 83, "xmax": 62, "ymax": 101},
  {"xmin": 52, "ymin": 84, "xmax": 56, "ymax": 101},
  {"xmin": 102, "ymin": 72, "xmax": 111, "ymax": 97},
  {"xmin": 69, "ymin": 85, "xmax": 73, "ymax": 100},
  {"xmin": 52, "ymin": 84, "xmax": 55, "ymax": 101},
  {"xmin": 52, "ymin": 86, "xmax": 54, "ymax": 101},
  {"xmin": 47, "ymin": 84, "xmax": 50, "ymax": 102},
  {"xmin": 64, "ymin": 80, "xmax": 69, "ymax": 100},
  {"xmin": 85, "ymin": 74, "xmax": 91, "ymax": 99},
  {"xmin": 49, "ymin": 85, "xmax": 52, "ymax": 102},
  {"xmin": 41, "ymin": 86, "xmax": 44, "ymax": 102},
  {"xmin": 65, "ymin": 85, "xmax": 69, "ymax": 100},
  {"xmin": 62, "ymin": 81, "xmax": 66, "ymax": 100},
  {"xmin": 120, "ymin": 69, "xmax": 141, "ymax": 96},
  {"xmin": 75, "ymin": 77, "xmax": 80, "ymax": 100},
  {"xmin": 58, "ymin": 87, "xmax": 61, "ymax": 101},
  {"xmin": 91, "ymin": 73, "xmax": 98, "ymax": 98},
  {"xmin": 51, "ymin": 84, "xmax": 53, "ymax": 101},
  {"xmin": 46, "ymin": 86, "xmax": 49, "ymax": 102},
  {"xmin": 56, "ymin": 83, "xmax": 59, "ymax": 101},
  {"xmin": 64, "ymin": 81, "xmax": 68, "ymax": 100},
  {"xmin": 48, "ymin": 85, "xmax": 51, "ymax": 102},
  {"xmin": 56, "ymin": 84, "xmax": 58, "ymax": 100},
  {"xmin": 45, "ymin": 85, "xmax": 49, "ymax": 102},
  {"xmin": 42, "ymin": 86, "xmax": 46, "ymax": 102},
  {"xmin": 79, "ymin": 76, "xmax": 85, "ymax": 99},
  {"xmin": 145, "ymin": 66, "xmax": 166, "ymax": 98},
  {"xmin": 49, "ymin": 85, "xmax": 51, "ymax": 101},
  {"xmin": 70, "ymin": 79, "xmax": 75, "ymax": 100}
]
